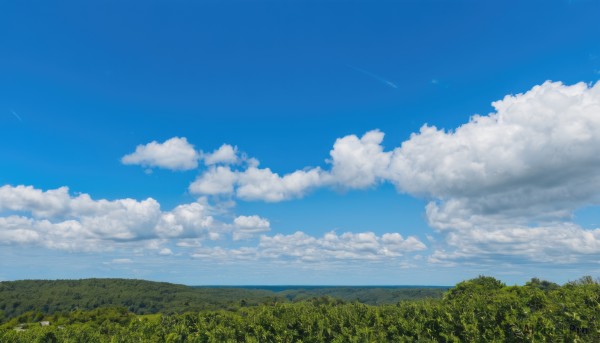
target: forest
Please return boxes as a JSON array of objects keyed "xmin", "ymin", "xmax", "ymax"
[
  {"xmin": 1, "ymin": 276, "xmax": 599, "ymax": 342},
  {"xmin": 0, "ymin": 278, "xmax": 446, "ymax": 319}
]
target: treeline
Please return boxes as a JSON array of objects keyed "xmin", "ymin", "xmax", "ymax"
[
  {"xmin": 0, "ymin": 279, "xmax": 280, "ymax": 319},
  {"xmin": 1, "ymin": 276, "xmax": 599, "ymax": 342},
  {"xmin": 0, "ymin": 279, "xmax": 445, "ymax": 320},
  {"xmin": 276, "ymin": 286, "xmax": 446, "ymax": 304}
]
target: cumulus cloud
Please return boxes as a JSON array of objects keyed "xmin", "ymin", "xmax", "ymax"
[
  {"xmin": 236, "ymin": 167, "xmax": 326, "ymax": 202},
  {"xmin": 122, "ymin": 137, "xmax": 199, "ymax": 171},
  {"xmin": 428, "ymin": 224, "xmax": 600, "ymax": 266},
  {"xmin": 232, "ymin": 215, "xmax": 270, "ymax": 240},
  {"xmin": 388, "ymin": 81, "xmax": 600, "ymax": 263},
  {"xmin": 188, "ymin": 130, "xmax": 392, "ymax": 201},
  {"xmin": 259, "ymin": 231, "xmax": 426, "ymax": 262},
  {"xmin": 14, "ymin": 80, "xmax": 600, "ymax": 267},
  {"xmin": 0, "ymin": 185, "xmax": 73, "ymax": 218},
  {"xmin": 0, "ymin": 215, "xmax": 112, "ymax": 252},
  {"xmin": 155, "ymin": 201, "xmax": 216, "ymax": 239},
  {"xmin": 192, "ymin": 81, "xmax": 600, "ymax": 204},
  {"xmin": 328, "ymin": 130, "xmax": 391, "ymax": 188},
  {"xmin": 0, "ymin": 216, "xmax": 41, "ymax": 245},
  {"xmin": 203, "ymin": 144, "xmax": 239, "ymax": 165},
  {"xmin": 0, "ymin": 185, "xmax": 261, "ymax": 252},
  {"xmin": 191, "ymin": 231, "xmax": 426, "ymax": 262},
  {"xmin": 0, "ymin": 185, "xmax": 161, "ymax": 242},
  {"xmin": 186, "ymin": 80, "xmax": 600, "ymax": 264},
  {"xmin": 188, "ymin": 166, "xmax": 237, "ymax": 196},
  {"xmin": 166, "ymin": 131, "xmax": 394, "ymax": 202},
  {"xmin": 189, "ymin": 166, "xmax": 327, "ymax": 202},
  {"xmin": 389, "ymin": 81, "xmax": 600, "ymax": 215}
]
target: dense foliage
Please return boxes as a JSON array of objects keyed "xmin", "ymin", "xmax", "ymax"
[
  {"xmin": 0, "ymin": 279, "xmax": 444, "ymax": 320},
  {"xmin": 276, "ymin": 286, "xmax": 445, "ymax": 304},
  {"xmin": 1, "ymin": 276, "xmax": 599, "ymax": 342},
  {"xmin": 0, "ymin": 279, "xmax": 282, "ymax": 318}
]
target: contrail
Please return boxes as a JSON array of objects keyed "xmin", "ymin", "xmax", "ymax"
[
  {"xmin": 10, "ymin": 110, "xmax": 23, "ymax": 122},
  {"xmin": 347, "ymin": 64, "xmax": 398, "ymax": 89}
]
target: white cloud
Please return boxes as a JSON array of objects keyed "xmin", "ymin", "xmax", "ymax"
[
  {"xmin": 186, "ymin": 80, "xmax": 600, "ymax": 265},
  {"xmin": 0, "ymin": 185, "xmax": 260, "ymax": 252},
  {"xmin": 0, "ymin": 215, "xmax": 108, "ymax": 252},
  {"xmin": 121, "ymin": 137, "xmax": 199, "ymax": 171},
  {"xmin": 4, "ymin": 140, "xmax": 425, "ymax": 263},
  {"xmin": 189, "ymin": 165, "xmax": 326, "ymax": 202},
  {"xmin": 389, "ymin": 81, "xmax": 600, "ymax": 213},
  {"xmin": 186, "ymin": 130, "xmax": 392, "ymax": 201},
  {"xmin": 0, "ymin": 216, "xmax": 41, "ymax": 245},
  {"xmin": 0, "ymin": 185, "xmax": 162, "ymax": 243},
  {"xmin": 0, "ymin": 185, "xmax": 72, "ymax": 218},
  {"xmin": 203, "ymin": 144, "xmax": 239, "ymax": 165},
  {"xmin": 10, "ymin": 80, "xmax": 600, "ymax": 268},
  {"xmin": 236, "ymin": 167, "xmax": 325, "ymax": 202},
  {"xmin": 191, "ymin": 231, "xmax": 426, "ymax": 263},
  {"xmin": 158, "ymin": 248, "xmax": 174, "ymax": 256},
  {"xmin": 188, "ymin": 166, "xmax": 237, "ymax": 195},
  {"xmin": 329, "ymin": 129, "xmax": 391, "ymax": 189},
  {"xmin": 188, "ymin": 130, "xmax": 390, "ymax": 201},
  {"xmin": 259, "ymin": 232, "xmax": 426, "ymax": 261},
  {"xmin": 428, "ymin": 223, "xmax": 600, "ymax": 265},
  {"xmin": 155, "ymin": 201, "xmax": 216, "ymax": 239},
  {"xmin": 192, "ymin": 81, "xmax": 600, "ymax": 209},
  {"xmin": 391, "ymin": 81, "xmax": 600, "ymax": 264},
  {"xmin": 232, "ymin": 215, "xmax": 270, "ymax": 240},
  {"xmin": 191, "ymin": 246, "xmax": 258, "ymax": 261},
  {"xmin": 188, "ymin": 130, "xmax": 396, "ymax": 202}
]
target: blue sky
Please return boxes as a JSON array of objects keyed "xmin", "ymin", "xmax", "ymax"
[{"xmin": 2, "ymin": 0, "xmax": 600, "ymax": 285}]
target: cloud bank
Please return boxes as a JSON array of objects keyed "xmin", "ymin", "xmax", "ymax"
[
  {"xmin": 0, "ymin": 185, "xmax": 423, "ymax": 262},
  {"xmin": 6, "ymin": 80, "xmax": 599, "ymax": 267},
  {"xmin": 191, "ymin": 231, "xmax": 426, "ymax": 263},
  {"xmin": 184, "ymin": 81, "xmax": 600, "ymax": 264},
  {"xmin": 0, "ymin": 185, "xmax": 267, "ymax": 252}
]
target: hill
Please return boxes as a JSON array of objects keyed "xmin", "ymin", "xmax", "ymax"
[
  {"xmin": 0, "ymin": 279, "xmax": 280, "ymax": 319},
  {"xmin": 0, "ymin": 279, "xmax": 446, "ymax": 320},
  {"xmin": 1, "ymin": 276, "xmax": 598, "ymax": 342}
]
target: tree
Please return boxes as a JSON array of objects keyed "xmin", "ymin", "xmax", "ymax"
[
  {"xmin": 444, "ymin": 276, "xmax": 505, "ymax": 300},
  {"xmin": 525, "ymin": 277, "xmax": 559, "ymax": 292}
]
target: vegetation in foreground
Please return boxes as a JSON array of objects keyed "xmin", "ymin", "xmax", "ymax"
[{"xmin": 0, "ymin": 276, "xmax": 598, "ymax": 342}]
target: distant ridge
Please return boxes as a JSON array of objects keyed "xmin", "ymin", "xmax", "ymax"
[{"xmin": 196, "ymin": 285, "xmax": 451, "ymax": 291}]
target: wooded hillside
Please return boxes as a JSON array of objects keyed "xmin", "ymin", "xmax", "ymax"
[
  {"xmin": 1, "ymin": 276, "xmax": 598, "ymax": 342},
  {"xmin": 0, "ymin": 279, "xmax": 445, "ymax": 320}
]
